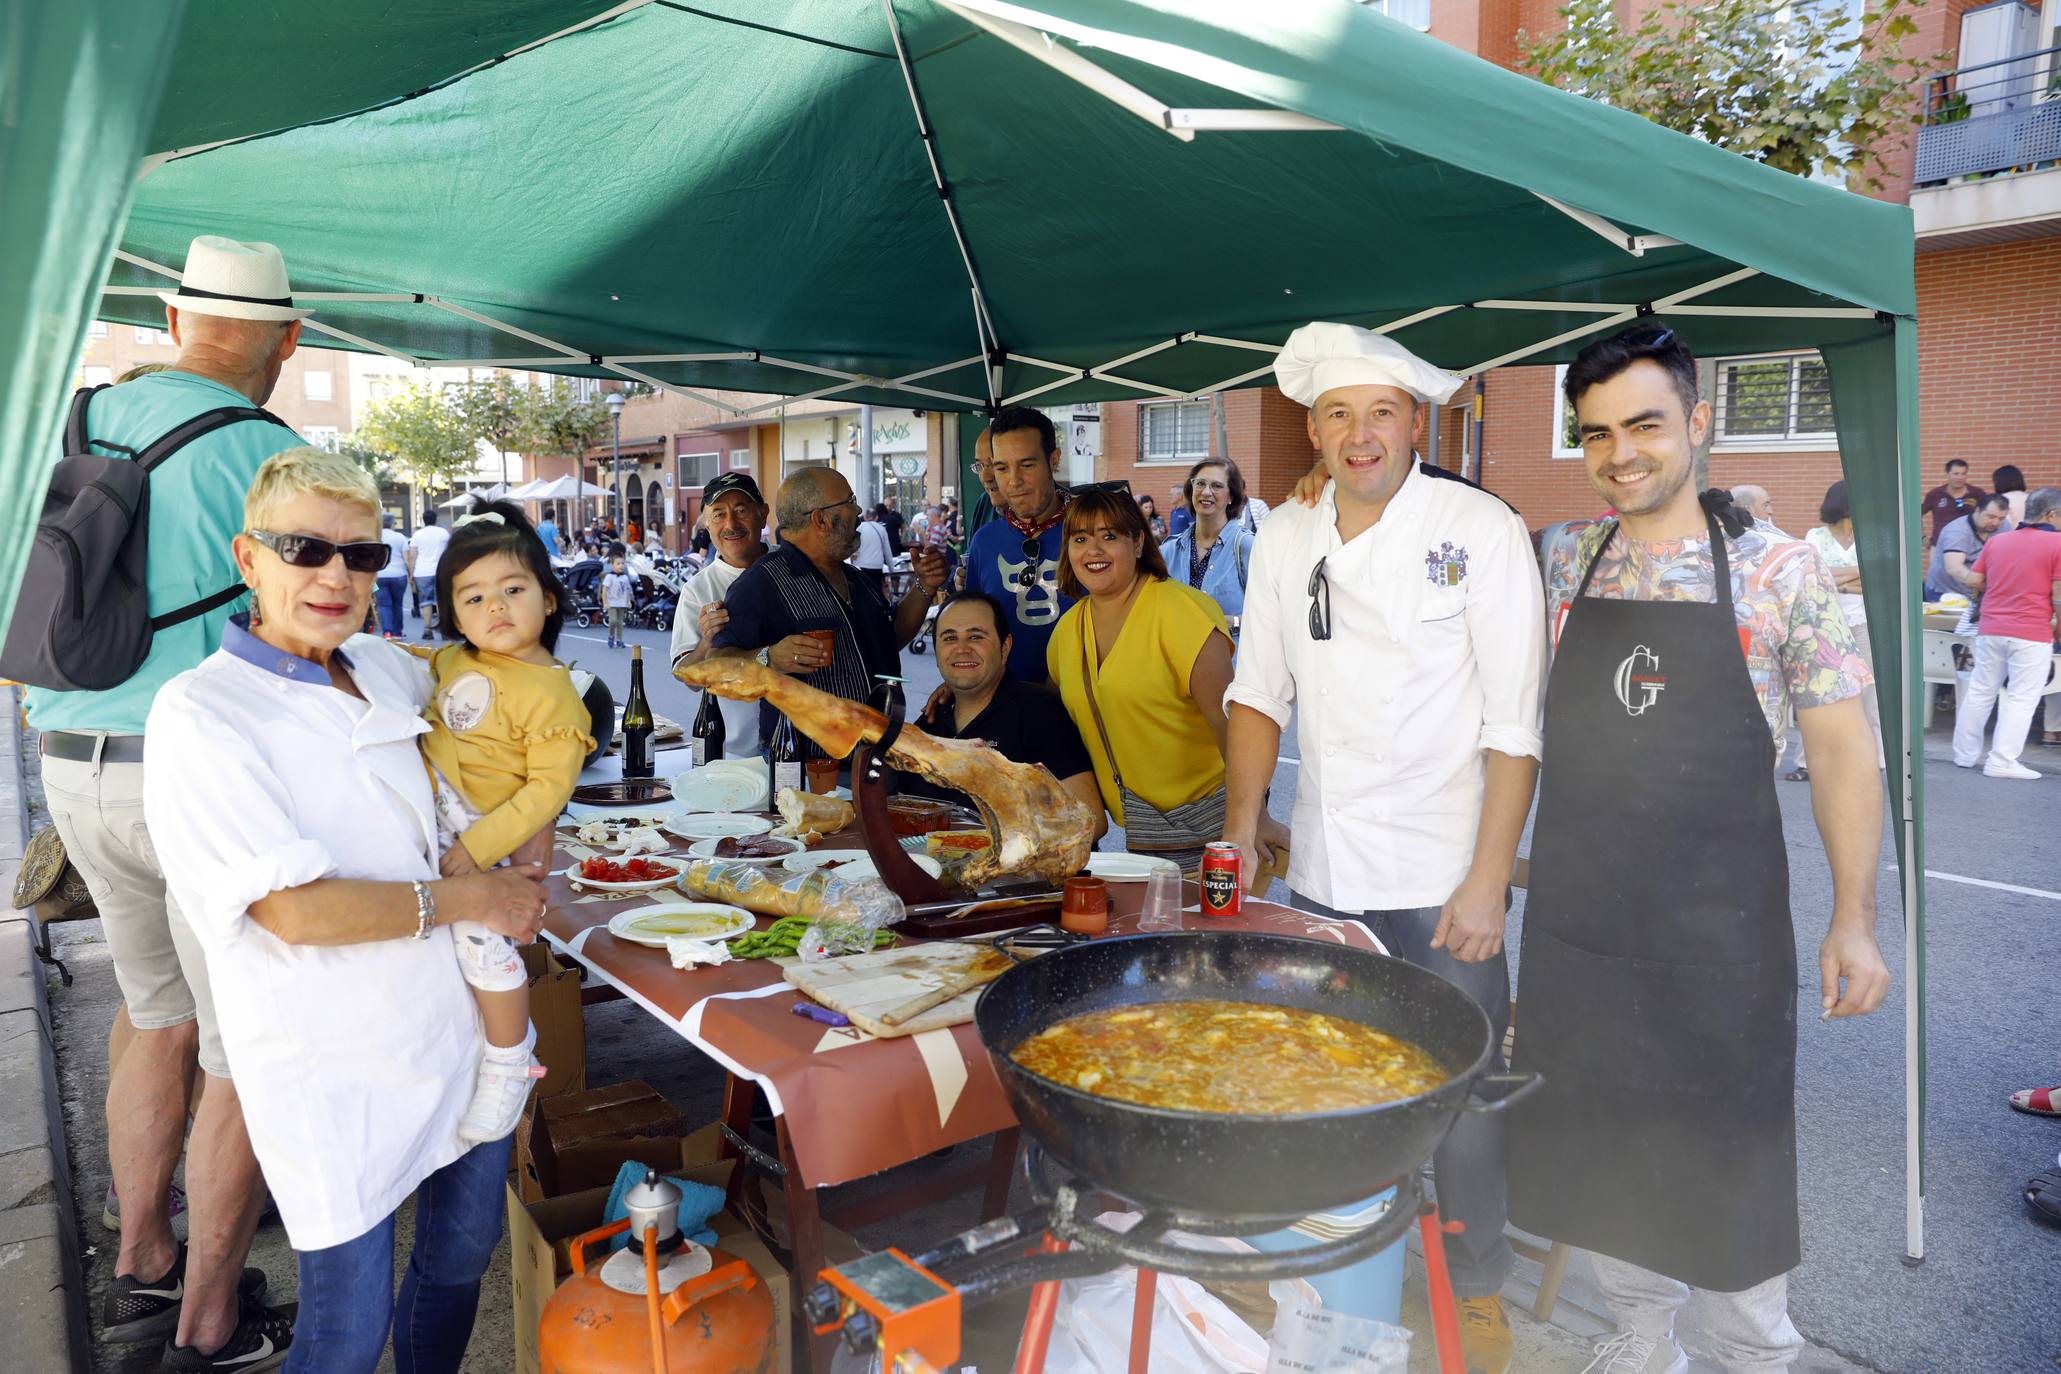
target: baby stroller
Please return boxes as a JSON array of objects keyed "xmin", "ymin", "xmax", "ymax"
[
  {"xmin": 560, "ymin": 558, "xmax": 605, "ymax": 627},
  {"xmin": 627, "ymin": 552, "xmax": 681, "ymax": 631}
]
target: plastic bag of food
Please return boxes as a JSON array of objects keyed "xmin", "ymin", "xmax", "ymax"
[
  {"xmin": 1265, "ymin": 1304, "xmax": 1410, "ymax": 1374},
  {"xmin": 799, "ymin": 877, "xmax": 903, "ymax": 962}
]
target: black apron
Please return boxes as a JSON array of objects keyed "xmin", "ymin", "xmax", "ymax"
[{"xmin": 1508, "ymin": 515, "xmax": 1799, "ymax": 1292}]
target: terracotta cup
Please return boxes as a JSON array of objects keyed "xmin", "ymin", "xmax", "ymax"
[{"xmin": 1060, "ymin": 875, "xmax": 1110, "ymax": 936}]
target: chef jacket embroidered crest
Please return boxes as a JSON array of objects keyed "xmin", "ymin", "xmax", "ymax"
[
  {"xmin": 1224, "ymin": 459, "xmax": 1545, "ymax": 911},
  {"xmin": 142, "ymin": 629, "xmax": 478, "ymax": 1251}
]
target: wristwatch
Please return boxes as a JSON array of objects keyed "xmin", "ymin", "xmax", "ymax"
[
  {"xmin": 755, "ymin": 646, "xmax": 771, "ymax": 668},
  {"xmin": 410, "ymin": 880, "xmax": 437, "ymax": 940}
]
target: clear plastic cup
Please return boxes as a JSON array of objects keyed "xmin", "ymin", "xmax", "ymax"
[{"xmin": 1139, "ymin": 868, "xmax": 1184, "ymax": 931}]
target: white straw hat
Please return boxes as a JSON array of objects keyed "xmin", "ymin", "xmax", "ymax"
[{"xmin": 156, "ymin": 236, "xmax": 312, "ymax": 322}]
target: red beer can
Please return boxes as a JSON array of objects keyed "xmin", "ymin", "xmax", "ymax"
[{"xmin": 1199, "ymin": 841, "xmax": 1242, "ymax": 919}]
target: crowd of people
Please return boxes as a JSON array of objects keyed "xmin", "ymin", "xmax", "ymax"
[{"xmin": 23, "ymin": 231, "xmax": 2037, "ymax": 1374}]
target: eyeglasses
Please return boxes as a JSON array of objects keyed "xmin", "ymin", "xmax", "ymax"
[
  {"xmin": 249, "ymin": 529, "xmax": 391, "ymax": 574},
  {"xmin": 804, "ymin": 498, "xmax": 860, "ymax": 519},
  {"xmin": 1307, "ymin": 556, "xmax": 1331, "ymax": 641},
  {"xmin": 1018, "ymin": 536, "xmax": 1043, "ymax": 590}
]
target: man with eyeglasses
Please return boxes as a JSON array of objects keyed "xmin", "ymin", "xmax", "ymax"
[
  {"xmin": 1219, "ymin": 322, "xmax": 1545, "ymax": 1373},
  {"xmin": 26, "ymin": 235, "xmax": 309, "ymax": 1365},
  {"xmin": 709, "ymin": 467, "xmax": 945, "ymax": 757},
  {"xmin": 966, "ymin": 405, "xmax": 1075, "ymax": 681}
]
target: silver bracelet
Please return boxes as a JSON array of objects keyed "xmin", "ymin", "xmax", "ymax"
[{"xmin": 410, "ymin": 880, "xmax": 437, "ymax": 941}]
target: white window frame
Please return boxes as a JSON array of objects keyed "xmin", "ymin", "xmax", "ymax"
[
  {"xmin": 303, "ymin": 369, "xmax": 333, "ymax": 401},
  {"xmin": 1137, "ymin": 398, "xmax": 1214, "ymax": 466},
  {"xmin": 90, "ymin": 321, "xmax": 108, "ymax": 338},
  {"xmin": 134, "ymin": 326, "xmax": 155, "ymax": 344},
  {"xmin": 1550, "ymin": 365, "xmax": 1582, "ymax": 459},
  {"xmin": 82, "ymin": 366, "xmax": 113, "ymax": 388},
  {"xmin": 1359, "ymin": 0, "xmax": 1431, "ymax": 31},
  {"xmin": 1711, "ymin": 351, "xmax": 1838, "ymax": 452},
  {"xmin": 305, "ymin": 426, "xmax": 340, "ymax": 450}
]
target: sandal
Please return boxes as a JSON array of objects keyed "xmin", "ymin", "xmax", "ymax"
[
  {"xmin": 2042, "ymin": 733, "xmax": 2061, "ymax": 747},
  {"xmin": 2009, "ymin": 1087, "xmax": 2061, "ymax": 1116},
  {"xmin": 1784, "ymin": 768, "xmax": 1809, "ymax": 782},
  {"xmin": 2027, "ymin": 1168, "xmax": 2061, "ymax": 1225}
]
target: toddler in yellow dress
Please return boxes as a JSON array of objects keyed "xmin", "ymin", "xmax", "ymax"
[{"xmin": 411, "ymin": 502, "xmax": 593, "ymax": 1142}]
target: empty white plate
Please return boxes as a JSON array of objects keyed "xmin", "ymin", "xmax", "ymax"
[
  {"xmin": 663, "ymin": 811, "xmax": 775, "ymax": 842},
  {"xmin": 668, "ymin": 763, "xmax": 768, "ymax": 813}
]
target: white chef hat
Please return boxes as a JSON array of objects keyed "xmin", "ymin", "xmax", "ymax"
[{"xmin": 1275, "ymin": 322, "xmax": 1464, "ymax": 408}]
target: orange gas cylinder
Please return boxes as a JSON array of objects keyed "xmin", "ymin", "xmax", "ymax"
[{"xmin": 538, "ymin": 1172, "xmax": 777, "ymax": 1374}]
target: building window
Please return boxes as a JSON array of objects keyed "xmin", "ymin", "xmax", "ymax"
[
  {"xmin": 134, "ymin": 326, "xmax": 155, "ymax": 344},
  {"xmin": 680, "ymin": 451, "xmax": 721, "ymax": 488},
  {"xmin": 1359, "ymin": 0, "xmax": 1431, "ymax": 30},
  {"xmin": 1138, "ymin": 399, "xmax": 1213, "ymax": 464},
  {"xmin": 156, "ymin": 329, "xmax": 175, "ymax": 346},
  {"xmin": 1550, "ymin": 365, "xmax": 1581, "ymax": 458},
  {"xmin": 304, "ymin": 370, "xmax": 333, "ymax": 401},
  {"xmin": 305, "ymin": 427, "xmax": 340, "ymax": 450},
  {"xmin": 1713, "ymin": 353, "xmax": 1835, "ymax": 445},
  {"xmin": 90, "ymin": 321, "xmax": 107, "ymax": 338},
  {"xmin": 82, "ymin": 366, "xmax": 113, "ymax": 387},
  {"xmin": 729, "ymin": 448, "xmax": 752, "ymax": 471}
]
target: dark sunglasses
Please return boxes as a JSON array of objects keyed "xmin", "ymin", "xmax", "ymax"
[
  {"xmin": 1017, "ymin": 536, "xmax": 1043, "ymax": 590},
  {"xmin": 1308, "ymin": 556, "xmax": 1332, "ymax": 642},
  {"xmin": 250, "ymin": 529, "xmax": 392, "ymax": 574}
]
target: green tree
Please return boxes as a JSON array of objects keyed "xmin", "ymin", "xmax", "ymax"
[
  {"xmin": 457, "ymin": 373, "xmax": 535, "ymax": 486},
  {"xmin": 528, "ymin": 378, "xmax": 617, "ymax": 483},
  {"xmin": 1520, "ymin": 0, "xmax": 1941, "ymax": 191},
  {"xmin": 355, "ymin": 380, "xmax": 479, "ymax": 493}
]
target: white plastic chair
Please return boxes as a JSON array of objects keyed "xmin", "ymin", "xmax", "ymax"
[{"xmin": 1921, "ymin": 629, "xmax": 1971, "ymax": 730}]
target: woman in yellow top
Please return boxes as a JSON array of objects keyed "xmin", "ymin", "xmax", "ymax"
[
  {"xmin": 413, "ymin": 501, "xmax": 592, "ymax": 1144},
  {"xmin": 1047, "ymin": 487, "xmax": 1286, "ymax": 872}
]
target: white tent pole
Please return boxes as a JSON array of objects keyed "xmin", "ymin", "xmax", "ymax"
[
  {"xmin": 299, "ymin": 319, "xmax": 420, "ymax": 365},
  {"xmin": 422, "ymin": 297, "xmax": 586, "ymax": 360},
  {"xmin": 1896, "ymin": 336, "xmax": 1924, "ymax": 1264},
  {"xmin": 1532, "ymin": 191, "xmax": 1682, "ymax": 256},
  {"xmin": 1460, "ymin": 313, "xmax": 1639, "ymax": 377},
  {"xmin": 881, "ymin": 0, "xmax": 1003, "ymax": 408},
  {"xmin": 600, "ymin": 362, "xmax": 741, "ymax": 417},
  {"xmin": 936, "ymin": 0, "xmax": 1195, "ymax": 142}
]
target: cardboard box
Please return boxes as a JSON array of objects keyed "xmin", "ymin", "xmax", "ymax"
[
  {"xmin": 522, "ymin": 943, "xmax": 586, "ymax": 1101},
  {"xmin": 507, "ymin": 1147, "xmax": 857, "ymax": 1374},
  {"xmin": 521, "ymin": 1080, "xmax": 695, "ymax": 1200}
]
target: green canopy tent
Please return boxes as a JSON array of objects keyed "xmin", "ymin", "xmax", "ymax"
[{"xmin": 4, "ymin": 0, "xmax": 1926, "ymax": 1253}]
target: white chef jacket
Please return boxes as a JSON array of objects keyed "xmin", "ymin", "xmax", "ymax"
[
  {"xmin": 143, "ymin": 626, "xmax": 479, "ymax": 1251},
  {"xmin": 668, "ymin": 556, "xmax": 761, "ymax": 757},
  {"xmin": 1225, "ymin": 461, "xmax": 1546, "ymax": 912}
]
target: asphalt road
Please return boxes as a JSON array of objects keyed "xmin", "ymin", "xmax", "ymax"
[{"xmin": 37, "ymin": 597, "xmax": 2061, "ymax": 1371}]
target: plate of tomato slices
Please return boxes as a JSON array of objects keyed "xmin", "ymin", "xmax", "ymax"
[{"xmin": 562, "ymin": 855, "xmax": 687, "ymax": 892}]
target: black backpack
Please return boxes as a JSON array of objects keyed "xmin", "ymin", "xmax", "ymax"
[{"xmin": 0, "ymin": 385, "xmax": 295, "ymax": 692}]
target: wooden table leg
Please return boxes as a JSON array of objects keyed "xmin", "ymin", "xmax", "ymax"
[
  {"xmin": 982, "ymin": 1128, "xmax": 1020, "ymax": 1220},
  {"xmin": 778, "ymin": 1115, "xmax": 833, "ymax": 1374},
  {"xmin": 717, "ymin": 1073, "xmax": 756, "ymax": 1213}
]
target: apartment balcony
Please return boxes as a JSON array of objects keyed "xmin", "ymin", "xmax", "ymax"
[{"xmin": 1912, "ymin": 44, "xmax": 2061, "ymax": 250}]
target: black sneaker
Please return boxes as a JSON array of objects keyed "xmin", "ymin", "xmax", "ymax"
[
  {"xmin": 102, "ymin": 1247, "xmax": 269, "ymax": 1345},
  {"xmin": 160, "ymin": 1295, "xmax": 296, "ymax": 1373}
]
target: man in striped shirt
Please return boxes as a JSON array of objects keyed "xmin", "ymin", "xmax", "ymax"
[{"xmin": 710, "ymin": 467, "xmax": 946, "ymax": 758}]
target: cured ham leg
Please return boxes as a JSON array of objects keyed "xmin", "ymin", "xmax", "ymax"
[{"xmin": 677, "ymin": 658, "xmax": 1095, "ymax": 886}]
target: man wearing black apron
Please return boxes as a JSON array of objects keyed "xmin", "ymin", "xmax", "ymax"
[{"xmin": 1509, "ymin": 326, "xmax": 1890, "ymax": 1374}]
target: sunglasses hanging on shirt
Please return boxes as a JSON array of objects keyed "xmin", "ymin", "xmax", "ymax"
[
  {"xmin": 249, "ymin": 529, "xmax": 393, "ymax": 574},
  {"xmin": 1307, "ymin": 556, "xmax": 1332, "ymax": 642},
  {"xmin": 1018, "ymin": 536, "xmax": 1043, "ymax": 590}
]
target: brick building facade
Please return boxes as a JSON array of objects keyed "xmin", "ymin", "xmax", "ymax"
[{"xmin": 1100, "ymin": 0, "xmax": 2061, "ymax": 536}]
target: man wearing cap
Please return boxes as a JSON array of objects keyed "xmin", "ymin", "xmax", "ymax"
[
  {"xmin": 1220, "ymin": 322, "xmax": 1546, "ymax": 1372},
  {"xmin": 28, "ymin": 236, "xmax": 306, "ymax": 1367},
  {"xmin": 670, "ymin": 472, "xmax": 775, "ymax": 757}
]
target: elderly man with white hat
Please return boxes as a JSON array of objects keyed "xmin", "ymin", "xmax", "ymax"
[
  {"xmin": 1219, "ymin": 322, "xmax": 1546, "ymax": 1373},
  {"xmin": 27, "ymin": 236, "xmax": 308, "ymax": 1368}
]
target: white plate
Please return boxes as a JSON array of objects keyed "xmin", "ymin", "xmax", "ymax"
[
  {"xmin": 663, "ymin": 812, "xmax": 775, "ymax": 842},
  {"xmin": 606, "ymin": 903, "xmax": 755, "ymax": 948},
  {"xmin": 1085, "ymin": 853, "xmax": 1182, "ymax": 882},
  {"xmin": 559, "ymin": 857, "xmax": 689, "ymax": 892},
  {"xmin": 559, "ymin": 803, "xmax": 679, "ymax": 829},
  {"xmin": 686, "ymin": 835, "xmax": 806, "ymax": 864},
  {"xmin": 667, "ymin": 762, "xmax": 769, "ymax": 813},
  {"xmin": 781, "ymin": 848, "xmax": 943, "ymax": 882}
]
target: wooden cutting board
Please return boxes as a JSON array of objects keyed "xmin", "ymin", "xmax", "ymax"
[{"xmin": 783, "ymin": 944, "xmax": 1011, "ymax": 1039}]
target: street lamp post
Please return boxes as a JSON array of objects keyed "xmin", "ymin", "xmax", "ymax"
[{"xmin": 605, "ymin": 390, "xmax": 626, "ymax": 536}]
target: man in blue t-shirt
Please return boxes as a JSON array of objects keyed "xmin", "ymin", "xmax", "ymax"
[
  {"xmin": 966, "ymin": 406, "xmax": 1076, "ymax": 681},
  {"xmin": 27, "ymin": 235, "xmax": 306, "ymax": 1362}
]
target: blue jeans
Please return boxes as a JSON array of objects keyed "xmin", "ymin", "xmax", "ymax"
[
  {"xmin": 1290, "ymin": 891, "xmax": 1514, "ymax": 1298},
  {"xmin": 283, "ymin": 1135, "xmax": 512, "ymax": 1374},
  {"xmin": 374, "ymin": 578, "xmax": 408, "ymax": 637},
  {"xmin": 414, "ymin": 577, "xmax": 439, "ymax": 634}
]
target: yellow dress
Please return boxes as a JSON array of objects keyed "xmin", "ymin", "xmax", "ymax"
[
  {"xmin": 410, "ymin": 644, "xmax": 593, "ymax": 867},
  {"xmin": 1046, "ymin": 577, "xmax": 1231, "ymax": 826}
]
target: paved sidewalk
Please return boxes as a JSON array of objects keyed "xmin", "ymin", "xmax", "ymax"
[{"xmin": 1, "ymin": 686, "xmax": 88, "ymax": 1372}]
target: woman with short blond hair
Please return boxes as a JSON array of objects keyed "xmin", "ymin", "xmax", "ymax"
[{"xmin": 144, "ymin": 446, "xmax": 548, "ymax": 1373}]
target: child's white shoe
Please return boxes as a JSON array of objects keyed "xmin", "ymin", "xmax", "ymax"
[{"xmin": 459, "ymin": 1030, "xmax": 541, "ymax": 1144}]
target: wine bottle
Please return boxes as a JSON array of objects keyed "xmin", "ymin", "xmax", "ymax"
[
  {"xmin": 689, "ymin": 685, "xmax": 725, "ymax": 767},
  {"xmin": 769, "ymin": 711, "xmax": 804, "ymax": 796},
  {"xmin": 621, "ymin": 645, "xmax": 655, "ymax": 779}
]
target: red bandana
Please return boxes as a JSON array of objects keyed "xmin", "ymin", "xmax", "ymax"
[{"xmin": 1002, "ymin": 487, "xmax": 1070, "ymax": 538}]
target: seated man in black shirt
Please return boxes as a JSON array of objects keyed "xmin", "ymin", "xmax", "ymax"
[{"xmin": 897, "ymin": 591, "xmax": 1107, "ymax": 842}]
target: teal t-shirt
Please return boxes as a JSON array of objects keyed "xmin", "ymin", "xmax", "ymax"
[{"xmin": 25, "ymin": 372, "xmax": 304, "ymax": 736}]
